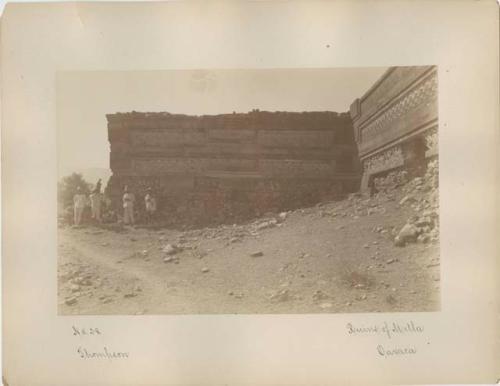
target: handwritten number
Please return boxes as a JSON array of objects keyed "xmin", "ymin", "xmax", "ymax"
[{"xmin": 73, "ymin": 326, "xmax": 102, "ymax": 336}]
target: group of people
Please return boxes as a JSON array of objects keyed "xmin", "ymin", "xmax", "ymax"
[
  {"xmin": 72, "ymin": 179, "xmax": 105, "ymax": 226},
  {"xmin": 72, "ymin": 179, "xmax": 157, "ymax": 226},
  {"xmin": 121, "ymin": 185, "xmax": 157, "ymax": 225}
]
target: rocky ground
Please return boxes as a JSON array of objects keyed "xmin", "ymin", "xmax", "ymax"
[{"xmin": 58, "ymin": 161, "xmax": 440, "ymax": 315}]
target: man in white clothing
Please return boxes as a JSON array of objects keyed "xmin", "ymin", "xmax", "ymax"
[
  {"xmin": 73, "ymin": 186, "xmax": 88, "ymax": 226},
  {"xmin": 122, "ymin": 185, "xmax": 135, "ymax": 225},
  {"xmin": 144, "ymin": 187, "xmax": 157, "ymax": 224},
  {"xmin": 89, "ymin": 187, "xmax": 103, "ymax": 223}
]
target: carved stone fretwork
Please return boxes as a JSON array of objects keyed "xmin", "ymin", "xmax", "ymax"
[
  {"xmin": 258, "ymin": 130, "xmax": 334, "ymax": 149},
  {"xmin": 131, "ymin": 158, "xmax": 207, "ymax": 174},
  {"xmin": 131, "ymin": 157, "xmax": 259, "ymax": 175},
  {"xmin": 360, "ymin": 75, "xmax": 438, "ymax": 142},
  {"xmin": 349, "ymin": 66, "xmax": 438, "ymax": 191},
  {"xmin": 363, "ymin": 146, "xmax": 404, "ymax": 175},
  {"xmin": 130, "ymin": 129, "xmax": 205, "ymax": 146},
  {"xmin": 260, "ymin": 159, "xmax": 334, "ymax": 178},
  {"xmin": 107, "ymin": 110, "xmax": 361, "ymax": 224}
]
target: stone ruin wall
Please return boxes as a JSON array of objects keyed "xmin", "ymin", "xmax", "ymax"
[
  {"xmin": 350, "ymin": 66, "xmax": 438, "ymax": 191},
  {"xmin": 105, "ymin": 66, "xmax": 438, "ymax": 225},
  {"xmin": 106, "ymin": 110, "xmax": 361, "ymax": 226}
]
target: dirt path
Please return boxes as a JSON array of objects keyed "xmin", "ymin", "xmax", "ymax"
[{"xmin": 58, "ymin": 187, "xmax": 440, "ymax": 315}]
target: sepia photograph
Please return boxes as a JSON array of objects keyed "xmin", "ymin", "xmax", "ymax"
[
  {"xmin": 3, "ymin": 1, "xmax": 498, "ymax": 385},
  {"xmin": 57, "ymin": 66, "xmax": 440, "ymax": 315}
]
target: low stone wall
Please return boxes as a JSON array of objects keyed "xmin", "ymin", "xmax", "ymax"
[
  {"xmin": 107, "ymin": 174, "xmax": 358, "ymax": 226},
  {"xmin": 106, "ymin": 110, "xmax": 361, "ymax": 225},
  {"xmin": 350, "ymin": 66, "xmax": 438, "ymax": 190}
]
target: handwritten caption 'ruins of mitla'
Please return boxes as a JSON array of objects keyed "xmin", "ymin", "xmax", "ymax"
[
  {"xmin": 346, "ymin": 321, "xmax": 425, "ymax": 358},
  {"xmin": 72, "ymin": 326, "xmax": 130, "ymax": 361}
]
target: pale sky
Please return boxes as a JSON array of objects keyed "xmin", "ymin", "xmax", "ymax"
[{"xmin": 57, "ymin": 67, "xmax": 387, "ymax": 177}]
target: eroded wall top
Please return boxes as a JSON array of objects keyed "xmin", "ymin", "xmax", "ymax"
[
  {"xmin": 107, "ymin": 110, "xmax": 359, "ymax": 179},
  {"xmin": 350, "ymin": 66, "xmax": 438, "ymax": 160},
  {"xmin": 349, "ymin": 66, "xmax": 438, "ymax": 190}
]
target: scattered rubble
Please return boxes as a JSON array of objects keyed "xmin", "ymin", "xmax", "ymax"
[
  {"xmin": 270, "ymin": 289, "xmax": 291, "ymax": 302},
  {"xmin": 371, "ymin": 160, "xmax": 439, "ymax": 247},
  {"xmin": 312, "ymin": 290, "xmax": 329, "ymax": 301},
  {"xmin": 278, "ymin": 212, "xmax": 288, "ymax": 222},
  {"xmin": 58, "ymin": 159, "xmax": 440, "ymax": 314},
  {"xmin": 65, "ymin": 297, "xmax": 78, "ymax": 306},
  {"xmin": 255, "ymin": 218, "xmax": 278, "ymax": 231},
  {"xmin": 163, "ymin": 256, "xmax": 179, "ymax": 263},
  {"xmin": 162, "ymin": 244, "xmax": 181, "ymax": 255}
]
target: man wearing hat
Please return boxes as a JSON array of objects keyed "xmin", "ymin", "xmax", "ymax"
[
  {"xmin": 73, "ymin": 186, "xmax": 88, "ymax": 226},
  {"xmin": 122, "ymin": 185, "xmax": 136, "ymax": 225},
  {"xmin": 144, "ymin": 187, "xmax": 157, "ymax": 224},
  {"xmin": 89, "ymin": 185, "xmax": 103, "ymax": 223}
]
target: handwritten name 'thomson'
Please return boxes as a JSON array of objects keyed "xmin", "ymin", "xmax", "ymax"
[
  {"xmin": 346, "ymin": 321, "xmax": 424, "ymax": 339},
  {"xmin": 77, "ymin": 346, "xmax": 129, "ymax": 360}
]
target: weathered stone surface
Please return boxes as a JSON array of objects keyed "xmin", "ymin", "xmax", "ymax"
[
  {"xmin": 399, "ymin": 195, "xmax": 416, "ymax": 205},
  {"xmin": 255, "ymin": 219, "xmax": 277, "ymax": 230},
  {"xmin": 162, "ymin": 244, "xmax": 179, "ymax": 255},
  {"xmin": 65, "ymin": 297, "xmax": 78, "ymax": 306},
  {"xmin": 278, "ymin": 212, "xmax": 288, "ymax": 221},
  {"xmin": 394, "ymin": 223, "xmax": 419, "ymax": 246},
  {"xmin": 350, "ymin": 66, "xmax": 438, "ymax": 192},
  {"xmin": 312, "ymin": 290, "xmax": 329, "ymax": 301},
  {"xmin": 106, "ymin": 111, "xmax": 360, "ymax": 226},
  {"xmin": 270, "ymin": 289, "xmax": 291, "ymax": 302}
]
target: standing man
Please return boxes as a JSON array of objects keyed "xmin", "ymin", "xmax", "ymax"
[
  {"xmin": 95, "ymin": 178, "xmax": 102, "ymax": 194},
  {"xmin": 89, "ymin": 186, "xmax": 103, "ymax": 223},
  {"xmin": 73, "ymin": 186, "xmax": 88, "ymax": 226},
  {"xmin": 144, "ymin": 187, "xmax": 157, "ymax": 224},
  {"xmin": 122, "ymin": 185, "xmax": 135, "ymax": 225}
]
